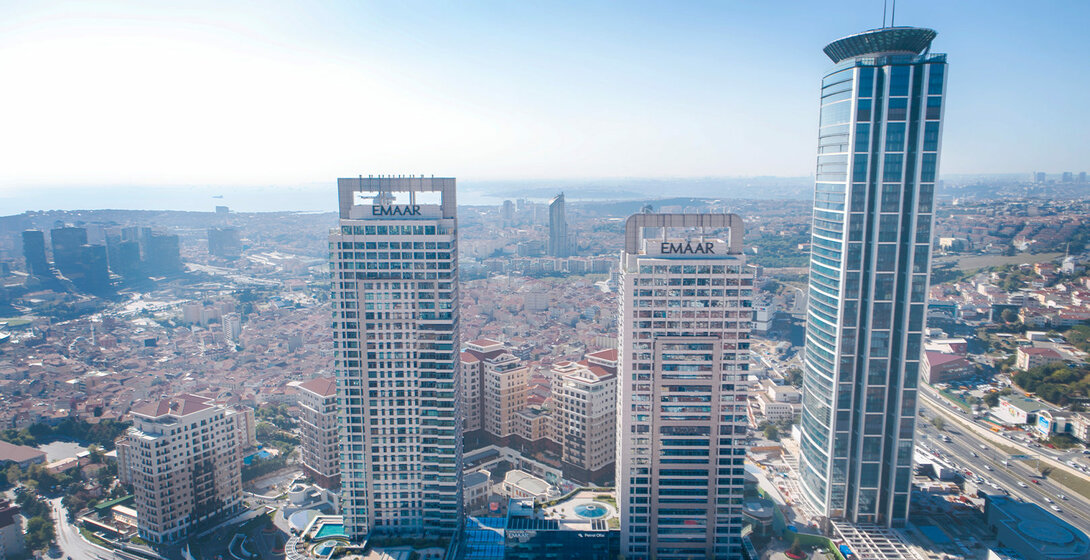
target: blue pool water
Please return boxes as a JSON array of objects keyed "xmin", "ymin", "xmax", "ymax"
[
  {"xmin": 574, "ymin": 503, "xmax": 608, "ymax": 519},
  {"xmin": 242, "ymin": 449, "xmax": 272, "ymax": 465},
  {"xmin": 314, "ymin": 523, "xmax": 347, "ymax": 539},
  {"xmin": 314, "ymin": 539, "xmax": 346, "ymax": 556}
]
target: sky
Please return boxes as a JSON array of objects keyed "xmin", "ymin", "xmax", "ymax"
[{"xmin": 0, "ymin": 0, "xmax": 1087, "ymax": 196}]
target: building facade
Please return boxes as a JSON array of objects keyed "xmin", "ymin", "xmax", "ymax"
[
  {"xmin": 297, "ymin": 377, "xmax": 340, "ymax": 489},
  {"xmin": 616, "ymin": 213, "xmax": 753, "ymax": 560},
  {"xmin": 483, "ymin": 352, "xmax": 530, "ymax": 438},
  {"xmin": 460, "ymin": 339, "xmax": 508, "ymax": 434},
  {"xmin": 548, "ymin": 193, "xmax": 569, "ymax": 258},
  {"xmin": 553, "ymin": 349, "xmax": 618, "ymax": 484},
  {"xmin": 799, "ymin": 26, "xmax": 948, "ymax": 527},
  {"xmin": 115, "ymin": 394, "xmax": 242, "ymax": 544},
  {"xmin": 22, "ymin": 230, "xmax": 50, "ymax": 278},
  {"xmin": 330, "ymin": 177, "xmax": 462, "ymax": 540}
]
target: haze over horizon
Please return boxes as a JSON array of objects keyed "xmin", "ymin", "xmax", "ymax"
[{"xmin": 1, "ymin": 0, "xmax": 1087, "ymax": 202}]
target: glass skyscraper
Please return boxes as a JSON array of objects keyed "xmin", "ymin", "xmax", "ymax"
[
  {"xmin": 330, "ymin": 177, "xmax": 463, "ymax": 540},
  {"xmin": 798, "ymin": 27, "xmax": 947, "ymax": 527}
]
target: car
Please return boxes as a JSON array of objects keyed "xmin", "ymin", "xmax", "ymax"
[
  {"xmin": 1018, "ymin": 481, "xmax": 1028, "ymax": 487},
  {"xmin": 985, "ymin": 465, "xmax": 993, "ymax": 471},
  {"xmin": 1032, "ymin": 479, "xmax": 1040, "ymax": 484},
  {"xmin": 1051, "ymin": 505, "xmax": 1062, "ymax": 512},
  {"xmin": 1045, "ymin": 497, "xmax": 1053, "ymax": 503},
  {"xmin": 1059, "ymin": 494, "xmax": 1067, "ymax": 500}
]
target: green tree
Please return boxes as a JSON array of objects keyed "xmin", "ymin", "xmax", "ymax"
[
  {"xmin": 25, "ymin": 516, "xmax": 56, "ymax": 552},
  {"xmin": 931, "ymin": 417, "xmax": 945, "ymax": 431},
  {"xmin": 763, "ymin": 424, "xmax": 780, "ymax": 442},
  {"xmin": 1001, "ymin": 309, "xmax": 1019, "ymax": 323}
]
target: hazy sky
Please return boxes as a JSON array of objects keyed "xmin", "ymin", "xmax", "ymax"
[{"xmin": 0, "ymin": 0, "xmax": 1086, "ymax": 191}]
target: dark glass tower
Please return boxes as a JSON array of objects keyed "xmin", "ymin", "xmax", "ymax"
[{"xmin": 799, "ymin": 27, "xmax": 947, "ymax": 527}]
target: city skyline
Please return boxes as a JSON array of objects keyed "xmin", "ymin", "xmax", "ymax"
[{"xmin": 0, "ymin": 1, "xmax": 1088, "ymax": 194}]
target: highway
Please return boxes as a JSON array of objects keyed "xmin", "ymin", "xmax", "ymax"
[{"xmin": 916, "ymin": 408, "xmax": 1090, "ymax": 536}]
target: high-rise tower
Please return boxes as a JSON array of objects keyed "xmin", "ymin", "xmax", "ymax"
[
  {"xmin": 330, "ymin": 177, "xmax": 462, "ymax": 540},
  {"xmin": 548, "ymin": 193, "xmax": 569, "ymax": 258},
  {"xmin": 21, "ymin": 230, "xmax": 49, "ymax": 278},
  {"xmin": 798, "ymin": 27, "xmax": 947, "ymax": 527},
  {"xmin": 616, "ymin": 214, "xmax": 753, "ymax": 560}
]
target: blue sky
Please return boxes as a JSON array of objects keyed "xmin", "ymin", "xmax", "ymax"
[{"xmin": 0, "ymin": 0, "xmax": 1086, "ymax": 190}]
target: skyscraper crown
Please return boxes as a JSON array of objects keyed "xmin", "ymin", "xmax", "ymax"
[{"xmin": 823, "ymin": 26, "xmax": 937, "ymax": 63}]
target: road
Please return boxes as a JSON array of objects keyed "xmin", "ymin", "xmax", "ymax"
[
  {"xmin": 50, "ymin": 498, "xmax": 112, "ymax": 560},
  {"xmin": 916, "ymin": 409, "xmax": 1090, "ymax": 536}
]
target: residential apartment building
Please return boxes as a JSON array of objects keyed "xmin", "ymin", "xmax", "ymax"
[
  {"xmin": 483, "ymin": 352, "xmax": 530, "ymax": 438},
  {"xmin": 616, "ymin": 213, "xmax": 754, "ymax": 560},
  {"xmin": 330, "ymin": 177, "xmax": 462, "ymax": 539},
  {"xmin": 115, "ymin": 393, "xmax": 242, "ymax": 544},
  {"xmin": 553, "ymin": 349, "xmax": 618, "ymax": 484},
  {"xmin": 799, "ymin": 26, "xmax": 948, "ymax": 527},
  {"xmin": 1015, "ymin": 347, "xmax": 1064, "ymax": 371},
  {"xmin": 460, "ymin": 339, "xmax": 507, "ymax": 434},
  {"xmin": 297, "ymin": 377, "xmax": 340, "ymax": 489}
]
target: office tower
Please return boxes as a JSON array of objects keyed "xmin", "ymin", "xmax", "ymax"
[
  {"xmin": 501, "ymin": 200, "xmax": 515, "ymax": 222},
  {"xmin": 553, "ymin": 348, "xmax": 618, "ymax": 484},
  {"xmin": 798, "ymin": 27, "xmax": 947, "ymax": 527},
  {"xmin": 1062, "ymin": 171, "xmax": 1074, "ymax": 183},
  {"xmin": 1080, "ymin": 172, "xmax": 1087, "ymax": 184},
  {"xmin": 616, "ymin": 213, "xmax": 753, "ymax": 560},
  {"xmin": 297, "ymin": 377, "xmax": 341, "ymax": 489},
  {"xmin": 1034, "ymin": 171, "xmax": 1047, "ymax": 184},
  {"xmin": 122, "ymin": 226, "xmax": 152, "ymax": 258},
  {"xmin": 146, "ymin": 233, "xmax": 182, "ymax": 275},
  {"xmin": 330, "ymin": 177, "xmax": 462, "ymax": 539},
  {"xmin": 80, "ymin": 244, "xmax": 110, "ymax": 293},
  {"xmin": 21, "ymin": 230, "xmax": 49, "ymax": 277},
  {"xmin": 50, "ymin": 226, "xmax": 87, "ymax": 276},
  {"xmin": 548, "ymin": 193, "xmax": 569, "ymax": 258},
  {"xmin": 115, "ymin": 394, "xmax": 242, "ymax": 544},
  {"xmin": 208, "ymin": 227, "xmax": 242, "ymax": 259}
]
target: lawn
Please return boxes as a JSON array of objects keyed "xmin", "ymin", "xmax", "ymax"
[
  {"xmin": 1046, "ymin": 467, "xmax": 1090, "ymax": 502},
  {"xmin": 935, "ymin": 252, "xmax": 1063, "ymax": 273}
]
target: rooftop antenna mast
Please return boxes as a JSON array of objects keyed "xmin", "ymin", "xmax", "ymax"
[
  {"xmin": 891, "ymin": 0, "xmax": 896, "ymax": 26},
  {"xmin": 882, "ymin": 0, "xmax": 888, "ymax": 28}
]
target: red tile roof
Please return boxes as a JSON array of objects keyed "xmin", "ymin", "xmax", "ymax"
[
  {"xmin": 132, "ymin": 393, "xmax": 212, "ymax": 417},
  {"xmin": 1020, "ymin": 347, "xmax": 1062, "ymax": 357},
  {"xmin": 298, "ymin": 377, "xmax": 337, "ymax": 397}
]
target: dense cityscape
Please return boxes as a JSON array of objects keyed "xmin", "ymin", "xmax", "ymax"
[{"xmin": 1, "ymin": 9, "xmax": 1090, "ymax": 560}]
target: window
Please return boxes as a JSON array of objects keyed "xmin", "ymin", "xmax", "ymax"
[
  {"xmin": 889, "ymin": 66, "xmax": 911, "ymax": 96},
  {"xmin": 885, "ymin": 122, "xmax": 906, "ymax": 152},
  {"xmin": 887, "ymin": 98, "xmax": 908, "ymax": 121},
  {"xmin": 883, "ymin": 154, "xmax": 903, "ymax": 182},
  {"xmin": 926, "ymin": 96, "xmax": 942, "ymax": 120}
]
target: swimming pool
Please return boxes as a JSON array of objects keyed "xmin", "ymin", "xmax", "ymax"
[
  {"xmin": 242, "ymin": 449, "xmax": 272, "ymax": 465},
  {"xmin": 314, "ymin": 523, "xmax": 346, "ymax": 539}
]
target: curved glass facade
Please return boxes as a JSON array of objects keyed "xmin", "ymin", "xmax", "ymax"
[{"xmin": 799, "ymin": 33, "xmax": 947, "ymax": 527}]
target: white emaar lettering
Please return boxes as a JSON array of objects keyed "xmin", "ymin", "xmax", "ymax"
[
  {"xmin": 372, "ymin": 205, "xmax": 422, "ymax": 216},
  {"xmin": 660, "ymin": 242, "xmax": 715, "ymax": 255}
]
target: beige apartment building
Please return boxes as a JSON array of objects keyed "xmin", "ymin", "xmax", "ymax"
[
  {"xmin": 484, "ymin": 352, "xmax": 530, "ymax": 438},
  {"xmin": 553, "ymin": 348, "xmax": 618, "ymax": 484},
  {"xmin": 460, "ymin": 339, "xmax": 507, "ymax": 434},
  {"xmin": 297, "ymin": 377, "xmax": 340, "ymax": 489},
  {"xmin": 460, "ymin": 338, "xmax": 531, "ymax": 441},
  {"xmin": 116, "ymin": 393, "xmax": 242, "ymax": 544}
]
